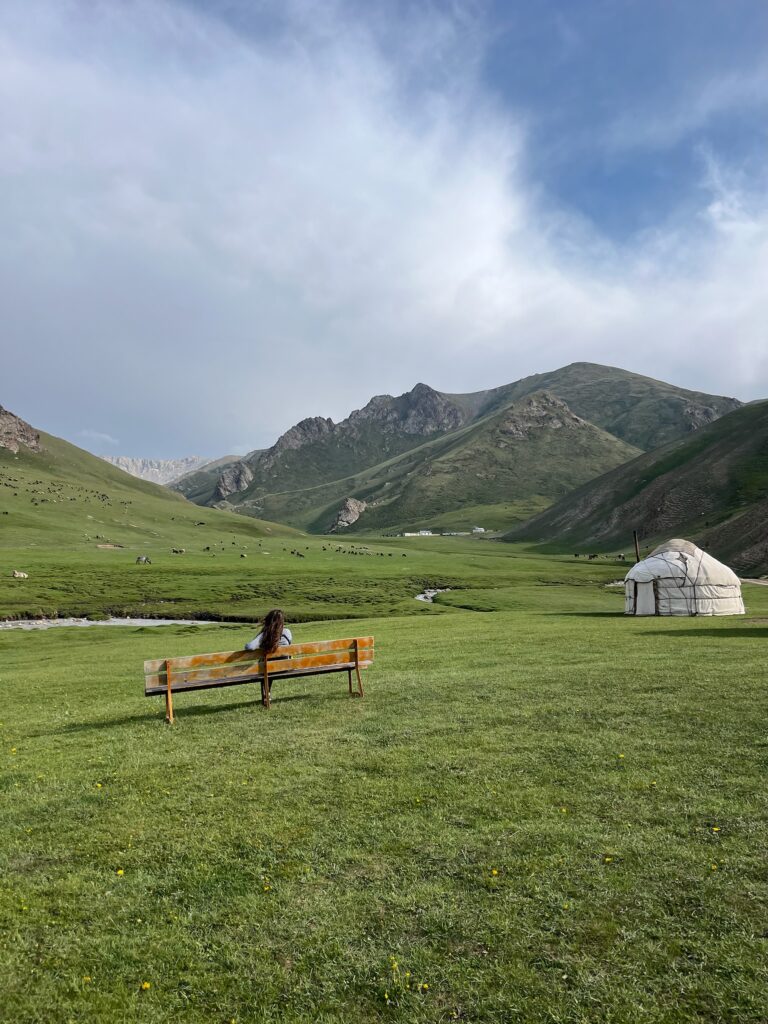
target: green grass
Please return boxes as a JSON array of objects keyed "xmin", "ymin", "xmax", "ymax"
[{"xmin": 2, "ymin": 553, "xmax": 767, "ymax": 1022}]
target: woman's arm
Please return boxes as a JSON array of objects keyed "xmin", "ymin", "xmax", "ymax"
[{"xmin": 245, "ymin": 631, "xmax": 263, "ymax": 651}]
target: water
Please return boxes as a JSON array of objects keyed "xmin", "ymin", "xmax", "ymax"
[
  {"xmin": 0, "ymin": 617, "xmax": 240, "ymax": 631},
  {"xmin": 414, "ymin": 588, "xmax": 451, "ymax": 603}
]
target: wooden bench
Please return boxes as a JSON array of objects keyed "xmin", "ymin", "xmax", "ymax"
[{"xmin": 144, "ymin": 636, "xmax": 374, "ymax": 722}]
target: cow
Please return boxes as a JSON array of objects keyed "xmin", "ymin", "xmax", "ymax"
[
  {"xmin": 12, "ymin": 570, "xmax": 28, "ymax": 579},
  {"xmin": 136, "ymin": 556, "xmax": 151, "ymax": 565},
  {"xmin": 240, "ymin": 553, "xmax": 247, "ymax": 558},
  {"xmin": 171, "ymin": 548, "xmax": 185, "ymax": 554}
]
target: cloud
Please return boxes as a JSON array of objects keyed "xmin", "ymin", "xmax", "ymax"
[
  {"xmin": 79, "ymin": 430, "xmax": 119, "ymax": 448},
  {"xmin": 0, "ymin": 0, "xmax": 766, "ymax": 457},
  {"xmin": 606, "ymin": 66, "xmax": 768, "ymax": 152}
]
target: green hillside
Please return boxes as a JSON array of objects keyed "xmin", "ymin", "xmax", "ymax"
[
  {"xmin": 0, "ymin": 431, "xmax": 295, "ymax": 552},
  {"xmin": 507, "ymin": 400, "xmax": 768, "ymax": 573},
  {"xmin": 339, "ymin": 392, "xmax": 642, "ymax": 533}
]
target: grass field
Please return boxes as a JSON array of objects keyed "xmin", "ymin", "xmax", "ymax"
[{"xmin": 3, "ymin": 540, "xmax": 767, "ymax": 1023}]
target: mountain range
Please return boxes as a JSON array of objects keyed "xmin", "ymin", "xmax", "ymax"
[
  {"xmin": 100, "ymin": 455, "xmax": 212, "ymax": 485},
  {"xmin": 4, "ymin": 358, "xmax": 763, "ymax": 572},
  {"xmin": 172, "ymin": 362, "xmax": 741, "ymax": 535}
]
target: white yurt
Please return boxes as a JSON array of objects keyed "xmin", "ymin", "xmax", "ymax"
[{"xmin": 624, "ymin": 538, "xmax": 744, "ymax": 617}]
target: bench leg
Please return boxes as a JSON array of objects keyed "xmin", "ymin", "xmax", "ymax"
[
  {"xmin": 165, "ymin": 662, "xmax": 175, "ymax": 723},
  {"xmin": 347, "ymin": 669, "xmax": 353, "ymax": 695},
  {"xmin": 354, "ymin": 664, "xmax": 364, "ymax": 698}
]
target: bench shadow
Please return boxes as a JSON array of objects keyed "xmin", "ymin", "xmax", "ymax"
[
  {"xmin": 37, "ymin": 690, "xmax": 333, "ymax": 736},
  {"xmin": 643, "ymin": 628, "xmax": 768, "ymax": 639}
]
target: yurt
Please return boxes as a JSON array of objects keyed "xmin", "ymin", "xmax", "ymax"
[{"xmin": 624, "ymin": 539, "xmax": 744, "ymax": 616}]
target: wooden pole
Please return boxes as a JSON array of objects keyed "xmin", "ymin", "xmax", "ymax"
[{"xmin": 633, "ymin": 530, "xmax": 641, "ymax": 564}]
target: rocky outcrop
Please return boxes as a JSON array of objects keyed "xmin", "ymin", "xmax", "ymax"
[
  {"xmin": 348, "ymin": 383, "xmax": 466, "ymax": 436},
  {"xmin": 682, "ymin": 402, "xmax": 722, "ymax": 431},
  {"xmin": 328, "ymin": 497, "xmax": 367, "ymax": 532},
  {"xmin": 0, "ymin": 406, "xmax": 40, "ymax": 454},
  {"xmin": 102, "ymin": 455, "xmax": 209, "ymax": 485},
  {"xmin": 214, "ymin": 461, "xmax": 254, "ymax": 500},
  {"xmin": 498, "ymin": 391, "xmax": 585, "ymax": 440},
  {"xmin": 257, "ymin": 417, "xmax": 335, "ymax": 471}
]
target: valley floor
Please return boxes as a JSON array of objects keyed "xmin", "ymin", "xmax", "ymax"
[{"xmin": 2, "ymin": 550, "xmax": 767, "ymax": 1022}]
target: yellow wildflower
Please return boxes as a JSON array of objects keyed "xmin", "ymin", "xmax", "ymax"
[
  {"xmin": 116, "ymin": 869, "xmax": 124, "ymax": 876},
  {"xmin": 491, "ymin": 868, "xmax": 498, "ymax": 876},
  {"xmin": 141, "ymin": 981, "xmax": 151, "ymax": 991}
]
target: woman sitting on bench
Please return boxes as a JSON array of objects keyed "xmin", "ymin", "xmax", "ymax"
[
  {"xmin": 245, "ymin": 608, "xmax": 292, "ymax": 653},
  {"xmin": 245, "ymin": 608, "xmax": 292, "ymax": 699}
]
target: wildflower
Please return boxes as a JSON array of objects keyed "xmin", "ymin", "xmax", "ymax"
[
  {"xmin": 82, "ymin": 976, "xmax": 92, "ymax": 983},
  {"xmin": 711, "ymin": 863, "xmax": 718, "ymax": 871},
  {"xmin": 562, "ymin": 902, "xmax": 570, "ymax": 909},
  {"xmin": 421, "ymin": 983, "xmax": 429, "ymax": 992},
  {"xmin": 116, "ymin": 869, "xmax": 124, "ymax": 876},
  {"xmin": 10, "ymin": 748, "xmax": 16, "ymax": 755},
  {"xmin": 618, "ymin": 753, "xmax": 625, "ymax": 759},
  {"xmin": 263, "ymin": 885, "xmax": 271, "ymax": 892},
  {"xmin": 141, "ymin": 981, "xmax": 151, "ymax": 990},
  {"xmin": 95, "ymin": 783, "xmax": 102, "ymax": 789},
  {"xmin": 560, "ymin": 807, "xmax": 567, "ymax": 813},
  {"xmin": 712, "ymin": 826, "xmax": 720, "ymax": 833},
  {"xmin": 604, "ymin": 856, "xmax": 613, "ymax": 863}
]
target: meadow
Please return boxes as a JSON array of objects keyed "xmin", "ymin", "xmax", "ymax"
[{"xmin": 2, "ymin": 538, "xmax": 767, "ymax": 1023}]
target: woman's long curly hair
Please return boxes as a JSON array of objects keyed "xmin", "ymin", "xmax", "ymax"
[{"xmin": 260, "ymin": 608, "xmax": 286, "ymax": 655}]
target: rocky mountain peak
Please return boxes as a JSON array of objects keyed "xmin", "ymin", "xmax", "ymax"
[
  {"xmin": 0, "ymin": 406, "xmax": 41, "ymax": 454},
  {"xmin": 349, "ymin": 382, "xmax": 465, "ymax": 436},
  {"xmin": 499, "ymin": 391, "xmax": 586, "ymax": 440}
]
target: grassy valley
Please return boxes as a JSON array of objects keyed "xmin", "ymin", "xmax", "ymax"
[{"xmin": 3, "ymin": 402, "xmax": 768, "ymax": 1023}]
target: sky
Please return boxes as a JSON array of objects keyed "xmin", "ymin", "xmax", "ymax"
[{"xmin": 1, "ymin": 0, "xmax": 766, "ymax": 457}]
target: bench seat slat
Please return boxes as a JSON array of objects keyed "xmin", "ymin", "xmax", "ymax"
[{"xmin": 144, "ymin": 637, "xmax": 374, "ymax": 675}]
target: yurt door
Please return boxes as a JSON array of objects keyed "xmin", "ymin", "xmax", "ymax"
[{"xmin": 635, "ymin": 582, "xmax": 656, "ymax": 615}]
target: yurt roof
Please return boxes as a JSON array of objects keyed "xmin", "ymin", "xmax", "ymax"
[
  {"xmin": 625, "ymin": 539, "xmax": 740, "ymax": 586},
  {"xmin": 649, "ymin": 538, "xmax": 698, "ymax": 557}
]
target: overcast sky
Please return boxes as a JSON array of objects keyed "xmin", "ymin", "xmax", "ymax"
[{"xmin": 1, "ymin": 0, "xmax": 767, "ymax": 457}]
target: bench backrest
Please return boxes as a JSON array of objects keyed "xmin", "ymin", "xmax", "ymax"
[{"xmin": 144, "ymin": 636, "xmax": 374, "ymax": 695}]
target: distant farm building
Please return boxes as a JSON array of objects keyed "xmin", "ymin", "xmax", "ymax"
[{"xmin": 624, "ymin": 539, "xmax": 744, "ymax": 617}]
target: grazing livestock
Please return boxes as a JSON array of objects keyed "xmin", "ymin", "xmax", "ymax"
[
  {"xmin": 12, "ymin": 570, "xmax": 28, "ymax": 579},
  {"xmin": 171, "ymin": 548, "xmax": 185, "ymax": 554},
  {"xmin": 240, "ymin": 553, "xmax": 247, "ymax": 558},
  {"xmin": 135, "ymin": 556, "xmax": 152, "ymax": 565}
]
